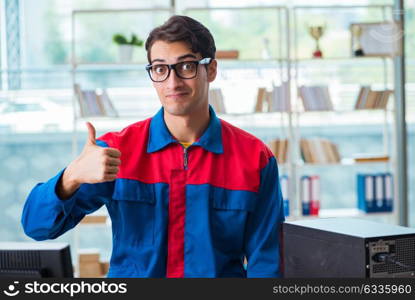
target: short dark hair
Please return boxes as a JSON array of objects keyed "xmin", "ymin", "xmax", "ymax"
[{"xmin": 145, "ymin": 15, "xmax": 216, "ymax": 63}]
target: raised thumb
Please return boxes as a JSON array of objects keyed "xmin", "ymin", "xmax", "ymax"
[{"xmin": 86, "ymin": 122, "xmax": 96, "ymax": 145}]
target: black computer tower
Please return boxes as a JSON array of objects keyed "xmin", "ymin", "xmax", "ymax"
[
  {"xmin": 0, "ymin": 242, "xmax": 73, "ymax": 278},
  {"xmin": 283, "ymin": 218, "xmax": 415, "ymax": 278}
]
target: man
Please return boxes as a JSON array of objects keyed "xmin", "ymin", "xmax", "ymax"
[{"xmin": 22, "ymin": 15, "xmax": 285, "ymax": 278}]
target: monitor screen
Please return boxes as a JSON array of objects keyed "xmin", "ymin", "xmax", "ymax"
[{"xmin": 0, "ymin": 242, "xmax": 73, "ymax": 278}]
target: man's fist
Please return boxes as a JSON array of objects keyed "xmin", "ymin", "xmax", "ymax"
[{"xmin": 57, "ymin": 122, "xmax": 121, "ymax": 199}]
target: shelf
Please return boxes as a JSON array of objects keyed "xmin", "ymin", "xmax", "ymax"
[
  {"xmin": 286, "ymin": 208, "xmax": 394, "ymax": 221},
  {"xmin": 75, "ymin": 109, "xmax": 393, "ymax": 120},
  {"xmin": 294, "ymin": 108, "xmax": 393, "ymax": 114},
  {"xmin": 217, "ymin": 58, "xmax": 286, "ymax": 62},
  {"xmin": 80, "ymin": 214, "xmax": 110, "ymax": 225},
  {"xmin": 75, "ymin": 114, "xmax": 151, "ymax": 121},
  {"xmin": 297, "ymin": 158, "xmax": 391, "ymax": 167},
  {"xmin": 71, "ymin": 56, "xmax": 391, "ymax": 72},
  {"xmin": 321, "ymin": 208, "xmax": 393, "ymax": 218},
  {"xmin": 294, "ymin": 55, "xmax": 392, "ymax": 62},
  {"xmin": 218, "ymin": 111, "xmax": 290, "ymax": 117},
  {"xmin": 293, "ymin": 4, "xmax": 392, "ymax": 10},
  {"xmin": 73, "ymin": 62, "xmax": 146, "ymax": 66},
  {"xmin": 74, "ymin": 111, "xmax": 291, "ymax": 125},
  {"xmin": 72, "ymin": 63, "xmax": 147, "ymax": 70},
  {"xmin": 73, "ymin": 58, "xmax": 285, "ymax": 67}
]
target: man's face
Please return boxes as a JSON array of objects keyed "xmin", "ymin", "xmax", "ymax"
[{"xmin": 149, "ymin": 40, "xmax": 217, "ymax": 117}]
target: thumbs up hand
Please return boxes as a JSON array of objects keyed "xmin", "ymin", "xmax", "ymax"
[
  {"xmin": 86, "ymin": 121, "xmax": 98, "ymax": 146},
  {"xmin": 57, "ymin": 122, "xmax": 121, "ymax": 199}
]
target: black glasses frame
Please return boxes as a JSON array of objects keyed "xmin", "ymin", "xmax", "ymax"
[{"xmin": 145, "ymin": 58, "xmax": 212, "ymax": 82}]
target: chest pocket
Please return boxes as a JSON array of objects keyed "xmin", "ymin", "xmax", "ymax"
[
  {"xmin": 112, "ymin": 179, "xmax": 155, "ymax": 246},
  {"xmin": 211, "ymin": 188, "xmax": 257, "ymax": 252}
]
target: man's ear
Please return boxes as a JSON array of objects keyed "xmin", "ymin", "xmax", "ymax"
[{"xmin": 207, "ymin": 59, "xmax": 217, "ymax": 83}]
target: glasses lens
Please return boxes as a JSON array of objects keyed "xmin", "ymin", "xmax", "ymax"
[
  {"xmin": 150, "ymin": 64, "xmax": 169, "ymax": 82},
  {"xmin": 176, "ymin": 62, "xmax": 197, "ymax": 79}
]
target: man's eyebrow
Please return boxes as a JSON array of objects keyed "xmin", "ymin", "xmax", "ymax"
[
  {"xmin": 150, "ymin": 54, "xmax": 197, "ymax": 65},
  {"xmin": 150, "ymin": 58, "xmax": 165, "ymax": 64},
  {"xmin": 177, "ymin": 54, "xmax": 197, "ymax": 60}
]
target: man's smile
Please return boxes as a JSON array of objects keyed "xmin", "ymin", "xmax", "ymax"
[{"xmin": 166, "ymin": 92, "xmax": 189, "ymax": 99}]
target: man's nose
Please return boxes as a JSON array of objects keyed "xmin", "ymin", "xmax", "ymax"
[{"xmin": 165, "ymin": 68, "xmax": 184, "ymax": 88}]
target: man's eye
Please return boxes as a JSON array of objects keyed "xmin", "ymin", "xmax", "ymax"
[
  {"xmin": 181, "ymin": 63, "xmax": 194, "ymax": 71},
  {"xmin": 154, "ymin": 65, "xmax": 167, "ymax": 73}
]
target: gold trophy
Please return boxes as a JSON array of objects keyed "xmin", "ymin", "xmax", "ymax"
[
  {"xmin": 308, "ymin": 25, "xmax": 325, "ymax": 58},
  {"xmin": 351, "ymin": 24, "xmax": 365, "ymax": 56}
]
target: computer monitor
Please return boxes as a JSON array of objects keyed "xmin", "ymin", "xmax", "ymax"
[{"xmin": 0, "ymin": 242, "xmax": 74, "ymax": 278}]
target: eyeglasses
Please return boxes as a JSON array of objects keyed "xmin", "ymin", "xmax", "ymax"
[{"xmin": 145, "ymin": 58, "xmax": 212, "ymax": 82}]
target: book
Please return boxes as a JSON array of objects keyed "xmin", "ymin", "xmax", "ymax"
[
  {"xmin": 298, "ymin": 85, "xmax": 333, "ymax": 111},
  {"xmin": 300, "ymin": 176, "xmax": 311, "ymax": 216},
  {"xmin": 280, "ymin": 139, "xmax": 289, "ymax": 163},
  {"xmin": 373, "ymin": 91, "xmax": 384, "ymax": 108},
  {"xmin": 320, "ymin": 86, "xmax": 334, "ymax": 111},
  {"xmin": 329, "ymin": 142, "xmax": 341, "ymax": 163},
  {"xmin": 300, "ymin": 139, "xmax": 313, "ymax": 163},
  {"xmin": 269, "ymin": 139, "xmax": 289, "ymax": 164},
  {"xmin": 379, "ymin": 90, "xmax": 393, "ymax": 109},
  {"xmin": 310, "ymin": 139, "xmax": 326, "ymax": 164},
  {"xmin": 364, "ymin": 89, "xmax": 378, "ymax": 109},
  {"xmin": 269, "ymin": 81, "xmax": 290, "ymax": 112},
  {"xmin": 384, "ymin": 173, "xmax": 393, "ymax": 212},
  {"xmin": 98, "ymin": 89, "xmax": 118, "ymax": 117},
  {"xmin": 356, "ymin": 86, "xmax": 371, "ymax": 109},
  {"xmin": 254, "ymin": 87, "xmax": 267, "ymax": 112},
  {"xmin": 365, "ymin": 175, "xmax": 375, "ymax": 211},
  {"xmin": 83, "ymin": 90, "xmax": 100, "ymax": 116},
  {"xmin": 300, "ymin": 174, "xmax": 320, "ymax": 216},
  {"xmin": 321, "ymin": 139, "xmax": 335, "ymax": 163},
  {"xmin": 357, "ymin": 172, "xmax": 393, "ymax": 213},
  {"xmin": 300, "ymin": 138, "xmax": 341, "ymax": 164},
  {"xmin": 353, "ymin": 154, "xmax": 389, "ymax": 163},
  {"xmin": 74, "ymin": 84, "xmax": 88, "ymax": 117},
  {"xmin": 375, "ymin": 174, "xmax": 384, "ymax": 209},
  {"xmin": 74, "ymin": 84, "xmax": 118, "ymax": 117},
  {"xmin": 280, "ymin": 175, "xmax": 290, "ymax": 217},
  {"xmin": 309, "ymin": 175, "xmax": 320, "ymax": 216},
  {"xmin": 354, "ymin": 86, "xmax": 366, "ymax": 109},
  {"xmin": 354, "ymin": 86, "xmax": 393, "ymax": 109}
]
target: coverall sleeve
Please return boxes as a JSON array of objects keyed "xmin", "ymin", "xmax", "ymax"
[
  {"xmin": 21, "ymin": 140, "xmax": 113, "ymax": 241},
  {"xmin": 244, "ymin": 156, "xmax": 285, "ymax": 278}
]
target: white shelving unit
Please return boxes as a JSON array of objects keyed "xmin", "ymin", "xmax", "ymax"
[
  {"xmin": 68, "ymin": 5, "xmax": 404, "ymax": 272},
  {"xmin": 289, "ymin": 4, "xmax": 398, "ymax": 222}
]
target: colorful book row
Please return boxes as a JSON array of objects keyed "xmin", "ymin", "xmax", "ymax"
[
  {"xmin": 357, "ymin": 173, "xmax": 393, "ymax": 213},
  {"xmin": 300, "ymin": 175, "xmax": 320, "ymax": 216}
]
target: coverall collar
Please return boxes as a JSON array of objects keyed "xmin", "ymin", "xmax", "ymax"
[{"xmin": 147, "ymin": 105, "xmax": 223, "ymax": 154}]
